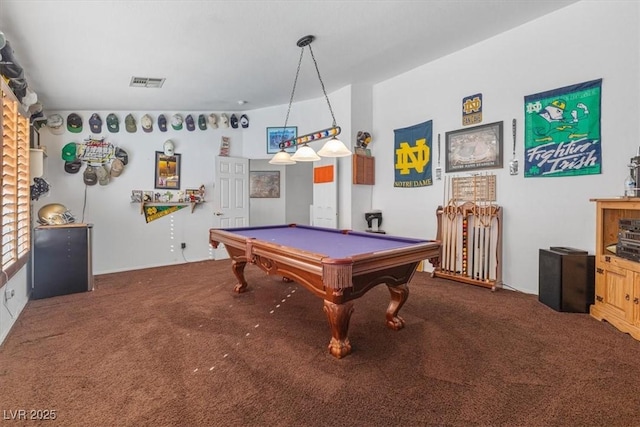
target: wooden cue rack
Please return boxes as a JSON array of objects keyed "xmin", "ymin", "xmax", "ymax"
[{"xmin": 433, "ymin": 175, "xmax": 503, "ymax": 291}]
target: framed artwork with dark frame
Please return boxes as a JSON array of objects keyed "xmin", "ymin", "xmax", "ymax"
[
  {"xmin": 155, "ymin": 151, "xmax": 181, "ymax": 189},
  {"xmin": 266, "ymin": 126, "xmax": 297, "ymax": 154},
  {"xmin": 445, "ymin": 121, "xmax": 503, "ymax": 173}
]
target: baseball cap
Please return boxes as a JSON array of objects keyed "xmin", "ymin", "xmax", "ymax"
[
  {"xmin": 115, "ymin": 147, "xmax": 129, "ymax": 165},
  {"xmin": 83, "ymin": 165, "xmax": 97, "ymax": 186},
  {"xmin": 106, "ymin": 113, "xmax": 119, "ymax": 133},
  {"xmin": 208, "ymin": 113, "xmax": 218, "ymax": 128},
  {"xmin": 110, "ymin": 158, "xmax": 124, "ymax": 177},
  {"xmin": 171, "ymin": 114, "xmax": 183, "ymax": 130},
  {"xmin": 125, "ymin": 114, "xmax": 137, "ymax": 133},
  {"xmin": 61, "ymin": 142, "xmax": 77, "ymax": 162},
  {"xmin": 219, "ymin": 113, "xmax": 229, "ymax": 128},
  {"xmin": 185, "ymin": 114, "xmax": 195, "ymax": 131},
  {"xmin": 141, "ymin": 114, "xmax": 153, "ymax": 132},
  {"xmin": 158, "ymin": 114, "xmax": 168, "ymax": 132},
  {"xmin": 240, "ymin": 114, "xmax": 249, "ymax": 129},
  {"xmin": 67, "ymin": 113, "xmax": 83, "ymax": 133},
  {"xmin": 230, "ymin": 114, "xmax": 238, "ymax": 129},
  {"xmin": 47, "ymin": 114, "xmax": 64, "ymax": 135},
  {"xmin": 64, "ymin": 159, "xmax": 82, "ymax": 174},
  {"xmin": 89, "ymin": 113, "xmax": 102, "ymax": 134},
  {"xmin": 30, "ymin": 177, "xmax": 50, "ymax": 201},
  {"xmin": 198, "ymin": 114, "xmax": 207, "ymax": 130},
  {"xmin": 96, "ymin": 164, "xmax": 109, "ymax": 186},
  {"xmin": 163, "ymin": 139, "xmax": 175, "ymax": 156}
]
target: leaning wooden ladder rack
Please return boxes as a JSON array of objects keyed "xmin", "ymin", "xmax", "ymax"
[{"xmin": 434, "ymin": 175, "xmax": 503, "ymax": 291}]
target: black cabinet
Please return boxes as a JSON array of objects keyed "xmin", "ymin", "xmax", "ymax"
[
  {"xmin": 32, "ymin": 224, "xmax": 93, "ymax": 299},
  {"xmin": 538, "ymin": 247, "xmax": 595, "ymax": 313}
]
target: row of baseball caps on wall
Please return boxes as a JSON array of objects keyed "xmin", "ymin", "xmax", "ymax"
[{"xmin": 45, "ymin": 112, "xmax": 250, "ymax": 135}]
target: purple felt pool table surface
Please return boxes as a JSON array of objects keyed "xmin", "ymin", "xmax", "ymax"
[
  {"xmin": 225, "ymin": 224, "xmax": 430, "ymax": 258},
  {"xmin": 209, "ymin": 224, "xmax": 441, "ymax": 359}
]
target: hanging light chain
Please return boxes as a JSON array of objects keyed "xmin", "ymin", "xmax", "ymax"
[
  {"xmin": 307, "ymin": 43, "xmax": 337, "ymax": 128},
  {"xmin": 282, "ymin": 46, "xmax": 305, "ymax": 138}
]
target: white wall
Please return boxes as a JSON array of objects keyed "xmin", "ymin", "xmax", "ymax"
[
  {"xmin": 37, "ymin": 111, "xmax": 247, "ymax": 274},
  {"xmin": 371, "ymin": 1, "xmax": 639, "ymax": 293},
  {"xmin": 35, "ymin": 1, "xmax": 640, "ymax": 293}
]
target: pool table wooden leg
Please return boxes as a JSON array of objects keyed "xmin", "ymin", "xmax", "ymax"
[
  {"xmin": 323, "ymin": 300, "xmax": 354, "ymax": 359},
  {"xmin": 385, "ymin": 283, "xmax": 408, "ymax": 330},
  {"xmin": 231, "ymin": 259, "xmax": 248, "ymax": 293}
]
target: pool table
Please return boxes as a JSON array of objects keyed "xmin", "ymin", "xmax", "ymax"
[{"xmin": 209, "ymin": 224, "xmax": 440, "ymax": 358}]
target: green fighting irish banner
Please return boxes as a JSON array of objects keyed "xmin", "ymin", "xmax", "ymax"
[
  {"xmin": 524, "ymin": 79, "xmax": 602, "ymax": 177},
  {"xmin": 394, "ymin": 120, "xmax": 432, "ymax": 188}
]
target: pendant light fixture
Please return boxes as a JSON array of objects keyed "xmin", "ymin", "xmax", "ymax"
[{"xmin": 269, "ymin": 35, "xmax": 352, "ymax": 165}]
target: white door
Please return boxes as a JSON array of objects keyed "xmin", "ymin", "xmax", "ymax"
[
  {"xmin": 312, "ymin": 157, "xmax": 338, "ymax": 228},
  {"xmin": 212, "ymin": 156, "xmax": 249, "ymax": 260}
]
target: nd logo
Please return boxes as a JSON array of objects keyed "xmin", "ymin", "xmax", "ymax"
[
  {"xmin": 395, "ymin": 138, "xmax": 429, "ymax": 175},
  {"xmin": 463, "ymin": 96, "xmax": 482, "ymax": 114}
]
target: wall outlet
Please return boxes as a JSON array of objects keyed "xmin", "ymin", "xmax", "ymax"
[
  {"xmin": 4, "ymin": 288, "xmax": 15, "ymax": 301},
  {"xmin": 181, "ymin": 242, "xmax": 186, "ymax": 249}
]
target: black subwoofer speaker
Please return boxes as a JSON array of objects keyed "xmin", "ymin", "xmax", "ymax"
[{"xmin": 538, "ymin": 247, "xmax": 595, "ymax": 313}]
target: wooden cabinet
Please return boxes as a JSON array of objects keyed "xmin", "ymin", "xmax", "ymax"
[
  {"xmin": 352, "ymin": 154, "xmax": 374, "ymax": 185},
  {"xmin": 590, "ymin": 198, "xmax": 640, "ymax": 340}
]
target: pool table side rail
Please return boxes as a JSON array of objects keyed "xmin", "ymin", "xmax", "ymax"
[{"xmin": 210, "ymin": 228, "xmax": 440, "ymax": 293}]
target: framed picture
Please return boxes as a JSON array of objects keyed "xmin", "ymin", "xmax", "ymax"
[
  {"xmin": 250, "ymin": 171, "xmax": 281, "ymax": 198},
  {"xmin": 131, "ymin": 190, "xmax": 143, "ymax": 203},
  {"xmin": 185, "ymin": 188, "xmax": 204, "ymax": 203},
  {"xmin": 267, "ymin": 126, "xmax": 297, "ymax": 154},
  {"xmin": 445, "ymin": 121, "xmax": 503, "ymax": 173},
  {"xmin": 155, "ymin": 151, "xmax": 181, "ymax": 189}
]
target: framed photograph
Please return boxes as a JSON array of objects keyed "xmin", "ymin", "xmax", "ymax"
[
  {"xmin": 131, "ymin": 190, "xmax": 143, "ymax": 203},
  {"xmin": 250, "ymin": 171, "xmax": 281, "ymax": 198},
  {"xmin": 155, "ymin": 151, "xmax": 181, "ymax": 190},
  {"xmin": 445, "ymin": 121, "xmax": 503, "ymax": 173},
  {"xmin": 143, "ymin": 190, "xmax": 154, "ymax": 202},
  {"xmin": 185, "ymin": 188, "xmax": 204, "ymax": 203},
  {"xmin": 267, "ymin": 126, "xmax": 297, "ymax": 154}
]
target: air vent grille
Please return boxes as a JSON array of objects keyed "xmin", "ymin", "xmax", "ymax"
[{"xmin": 130, "ymin": 77, "xmax": 166, "ymax": 88}]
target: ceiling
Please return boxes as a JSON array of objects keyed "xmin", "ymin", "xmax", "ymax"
[{"xmin": 0, "ymin": 0, "xmax": 578, "ymax": 113}]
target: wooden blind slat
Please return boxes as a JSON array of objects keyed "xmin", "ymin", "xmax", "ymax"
[{"xmin": 1, "ymin": 84, "xmax": 31, "ymax": 275}]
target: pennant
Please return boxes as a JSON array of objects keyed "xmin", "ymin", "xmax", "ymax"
[{"xmin": 144, "ymin": 204, "xmax": 188, "ymax": 223}]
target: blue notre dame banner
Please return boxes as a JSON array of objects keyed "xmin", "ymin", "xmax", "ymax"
[
  {"xmin": 524, "ymin": 79, "xmax": 602, "ymax": 177},
  {"xmin": 394, "ymin": 120, "xmax": 432, "ymax": 187}
]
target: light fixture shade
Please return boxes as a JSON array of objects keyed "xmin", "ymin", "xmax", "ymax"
[
  {"xmin": 269, "ymin": 150, "xmax": 296, "ymax": 165},
  {"xmin": 291, "ymin": 144, "xmax": 321, "ymax": 162},
  {"xmin": 317, "ymin": 137, "xmax": 352, "ymax": 157}
]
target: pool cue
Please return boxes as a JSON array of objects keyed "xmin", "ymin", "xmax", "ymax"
[
  {"xmin": 447, "ymin": 177, "xmax": 455, "ymax": 273},
  {"xmin": 450, "ymin": 178, "xmax": 459, "ymax": 273},
  {"xmin": 476, "ymin": 205, "xmax": 482, "ymax": 280},
  {"xmin": 441, "ymin": 176, "xmax": 448, "ymax": 272},
  {"xmin": 469, "ymin": 179, "xmax": 476, "ymax": 279},
  {"xmin": 484, "ymin": 200, "xmax": 493, "ymax": 282},
  {"xmin": 487, "ymin": 203, "xmax": 497, "ymax": 282},
  {"xmin": 484, "ymin": 204, "xmax": 491, "ymax": 282}
]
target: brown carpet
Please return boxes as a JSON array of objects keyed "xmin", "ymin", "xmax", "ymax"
[{"xmin": 1, "ymin": 259, "xmax": 639, "ymax": 427}]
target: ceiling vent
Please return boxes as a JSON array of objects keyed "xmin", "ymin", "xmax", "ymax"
[{"xmin": 129, "ymin": 76, "xmax": 166, "ymax": 88}]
